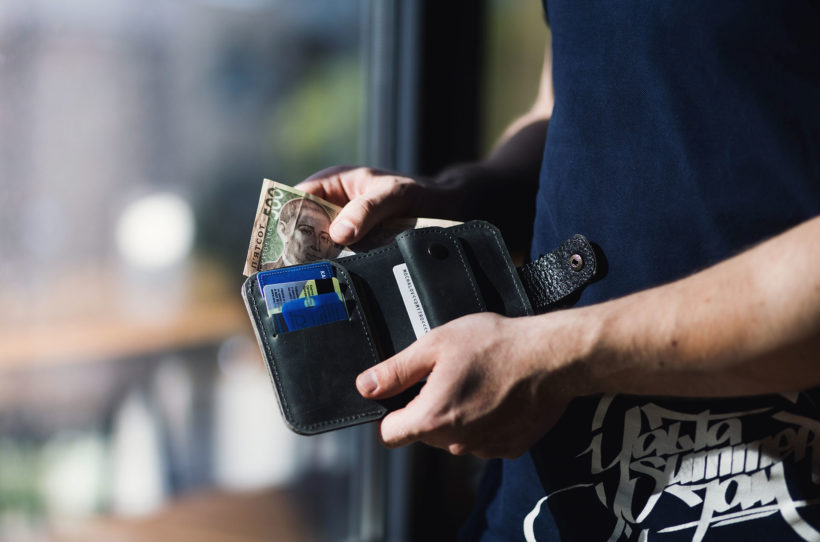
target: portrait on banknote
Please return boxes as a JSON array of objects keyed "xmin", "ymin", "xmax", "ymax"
[
  {"xmin": 261, "ymin": 196, "xmax": 342, "ymax": 270},
  {"xmin": 243, "ymin": 179, "xmax": 345, "ymax": 275}
]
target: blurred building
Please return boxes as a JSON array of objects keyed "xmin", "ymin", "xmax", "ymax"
[{"xmin": 0, "ymin": 1, "xmax": 362, "ymax": 539}]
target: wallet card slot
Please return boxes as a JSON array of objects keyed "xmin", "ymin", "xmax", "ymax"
[
  {"xmin": 267, "ymin": 318, "xmax": 385, "ymax": 434},
  {"xmin": 242, "ymin": 262, "xmax": 387, "ymax": 434},
  {"xmin": 395, "ymin": 227, "xmax": 486, "ymax": 328}
]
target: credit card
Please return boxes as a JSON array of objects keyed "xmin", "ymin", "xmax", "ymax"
[
  {"xmin": 263, "ymin": 280, "xmax": 309, "ymax": 313},
  {"xmin": 256, "ymin": 262, "xmax": 333, "ymax": 294},
  {"xmin": 299, "ymin": 277, "xmax": 342, "ymax": 300},
  {"xmin": 263, "ymin": 277, "xmax": 342, "ymax": 315},
  {"xmin": 257, "ymin": 262, "xmax": 334, "ymax": 318},
  {"xmin": 281, "ymin": 292, "xmax": 348, "ymax": 332}
]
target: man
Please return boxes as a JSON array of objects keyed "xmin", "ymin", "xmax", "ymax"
[
  {"xmin": 298, "ymin": 2, "xmax": 820, "ymax": 539},
  {"xmin": 262, "ymin": 197, "xmax": 338, "ymax": 270}
]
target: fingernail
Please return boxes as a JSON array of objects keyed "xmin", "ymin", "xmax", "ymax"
[
  {"xmin": 357, "ymin": 370, "xmax": 378, "ymax": 395},
  {"xmin": 331, "ymin": 219, "xmax": 355, "ymax": 241}
]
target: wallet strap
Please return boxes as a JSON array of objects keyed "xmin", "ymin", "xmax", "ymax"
[{"xmin": 517, "ymin": 234, "xmax": 598, "ymax": 314}]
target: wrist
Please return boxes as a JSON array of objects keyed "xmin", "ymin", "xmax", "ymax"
[
  {"xmin": 577, "ymin": 300, "xmax": 634, "ymax": 396},
  {"xmin": 570, "ymin": 288, "xmax": 704, "ymax": 397},
  {"xmin": 523, "ymin": 308, "xmax": 609, "ymax": 401}
]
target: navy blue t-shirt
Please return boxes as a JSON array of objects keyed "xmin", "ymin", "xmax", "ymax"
[{"xmin": 462, "ymin": 1, "xmax": 820, "ymax": 541}]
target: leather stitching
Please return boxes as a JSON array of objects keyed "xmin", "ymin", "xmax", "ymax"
[
  {"xmin": 437, "ymin": 221, "xmax": 532, "ymax": 316},
  {"xmin": 336, "ymin": 244, "xmax": 398, "ymax": 264},
  {"xmin": 296, "ymin": 264, "xmax": 384, "ymax": 432},
  {"xmin": 247, "ymin": 279, "xmax": 292, "ymax": 422},
  {"xmin": 441, "ymin": 229, "xmax": 484, "ymax": 312},
  {"xmin": 471, "ymin": 223, "xmax": 532, "ymax": 315},
  {"xmin": 249, "ymin": 267, "xmax": 384, "ymax": 433}
]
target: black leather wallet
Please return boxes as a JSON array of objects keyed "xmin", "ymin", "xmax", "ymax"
[{"xmin": 242, "ymin": 220, "xmax": 597, "ymax": 435}]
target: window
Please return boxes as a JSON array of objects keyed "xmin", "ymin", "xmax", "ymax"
[
  {"xmin": 0, "ymin": 1, "xmax": 547, "ymax": 540},
  {"xmin": 0, "ymin": 1, "xmax": 365, "ymax": 540}
]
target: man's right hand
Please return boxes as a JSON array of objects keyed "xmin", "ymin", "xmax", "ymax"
[{"xmin": 295, "ymin": 166, "xmax": 429, "ymax": 245}]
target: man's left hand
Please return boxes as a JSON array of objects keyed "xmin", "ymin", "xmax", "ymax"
[{"xmin": 355, "ymin": 312, "xmax": 581, "ymax": 459}]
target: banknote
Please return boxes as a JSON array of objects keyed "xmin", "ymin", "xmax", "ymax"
[
  {"xmin": 243, "ymin": 179, "xmax": 349, "ymax": 276},
  {"xmin": 243, "ymin": 179, "xmax": 462, "ymax": 276}
]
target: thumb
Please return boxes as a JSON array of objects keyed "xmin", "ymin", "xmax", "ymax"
[
  {"xmin": 356, "ymin": 342, "xmax": 434, "ymax": 399},
  {"xmin": 330, "ymin": 180, "xmax": 417, "ymax": 244}
]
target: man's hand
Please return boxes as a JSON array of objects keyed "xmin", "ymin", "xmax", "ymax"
[
  {"xmin": 295, "ymin": 166, "xmax": 428, "ymax": 245},
  {"xmin": 352, "ymin": 216, "xmax": 820, "ymax": 458},
  {"xmin": 355, "ymin": 312, "xmax": 586, "ymax": 459}
]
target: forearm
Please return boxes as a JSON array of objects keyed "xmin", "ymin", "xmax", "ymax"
[
  {"xmin": 442, "ymin": 113, "xmax": 549, "ymax": 191},
  {"xmin": 423, "ymin": 118, "xmax": 547, "ymax": 245},
  {"xmin": 551, "ymin": 216, "xmax": 820, "ymax": 397},
  {"xmin": 417, "ymin": 43, "xmax": 554, "ymax": 247}
]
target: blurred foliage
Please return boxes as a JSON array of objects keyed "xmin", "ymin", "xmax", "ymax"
[
  {"xmin": 0, "ymin": 440, "xmax": 42, "ymax": 528},
  {"xmin": 195, "ymin": 55, "xmax": 361, "ymax": 269},
  {"xmin": 194, "ymin": 160, "xmax": 273, "ymax": 272},
  {"xmin": 269, "ymin": 56, "xmax": 362, "ymax": 181},
  {"xmin": 482, "ymin": 0, "xmax": 548, "ymax": 152}
]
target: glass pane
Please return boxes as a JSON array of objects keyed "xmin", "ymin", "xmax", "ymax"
[
  {"xmin": 0, "ymin": 0, "xmax": 364, "ymax": 540},
  {"xmin": 481, "ymin": 0, "xmax": 547, "ymax": 153}
]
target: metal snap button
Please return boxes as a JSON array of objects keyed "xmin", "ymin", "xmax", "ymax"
[
  {"xmin": 427, "ymin": 243, "xmax": 449, "ymax": 260},
  {"xmin": 569, "ymin": 253, "xmax": 584, "ymax": 271}
]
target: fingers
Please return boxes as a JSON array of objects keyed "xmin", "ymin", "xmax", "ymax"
[
  {"xmin": 357, "ymin": 320, "xmax": 456, "ymax": 449},
  {"xmin": 294, "ymin": 165, "xmax": 359, "ymax": 206},
  {"xmin": 378, "ymin": 405, "xmax": 467, "ymax": 452},
  {"xmin": 356, "ymin": 343, "xmax": 437, "ymax": 448},
  {"xmin": 296, "ymin": 166, "xmax": 420, "ymax": 245},
  {"xmin": 330, "ymin": 180, "xmax": 413, "ymax": 244},
  {"xmin": 378, "ymin": 397, "xmax": 433, "ymax": 448},
  {"xmin": 356, "ymin": 341, "xmax": 435, "ymax": 399}
]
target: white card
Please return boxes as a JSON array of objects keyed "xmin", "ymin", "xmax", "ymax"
[{"xmin": 392, "ymin": 263, "xmax": 431, "ymax": 339}]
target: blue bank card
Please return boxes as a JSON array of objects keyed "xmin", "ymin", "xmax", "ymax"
[
  {"xmin": 256, "ymin": 262, "xmax": 345, "ymax": 333},
  {"xmin": 281, "ymin": 292, "xmax": 348, "ymax": 332},
  {"xmin": 256, "ymin": 262, "xmax": 333, "ymax": 294}
]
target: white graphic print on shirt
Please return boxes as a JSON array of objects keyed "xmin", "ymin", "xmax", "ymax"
[{"xmin": 525, "ymin": 395, "xmax": 820, "ymax": 541}]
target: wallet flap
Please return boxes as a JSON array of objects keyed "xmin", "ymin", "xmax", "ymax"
[
  {"xmin": 395, "ymin": 227, "xmax": 486, "ymax": 328},
  {"xmin": 453, "ymin": 222, "xmax": 533, "ymax": 318},
  {"xmin": 518, "ymin": 234, "xmax": 598, "ymax": 313}
]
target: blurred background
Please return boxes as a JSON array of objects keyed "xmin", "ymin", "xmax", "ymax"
[{"xmin": 0, "ymin": 0, "xmax": 545, "ymax": 540}]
